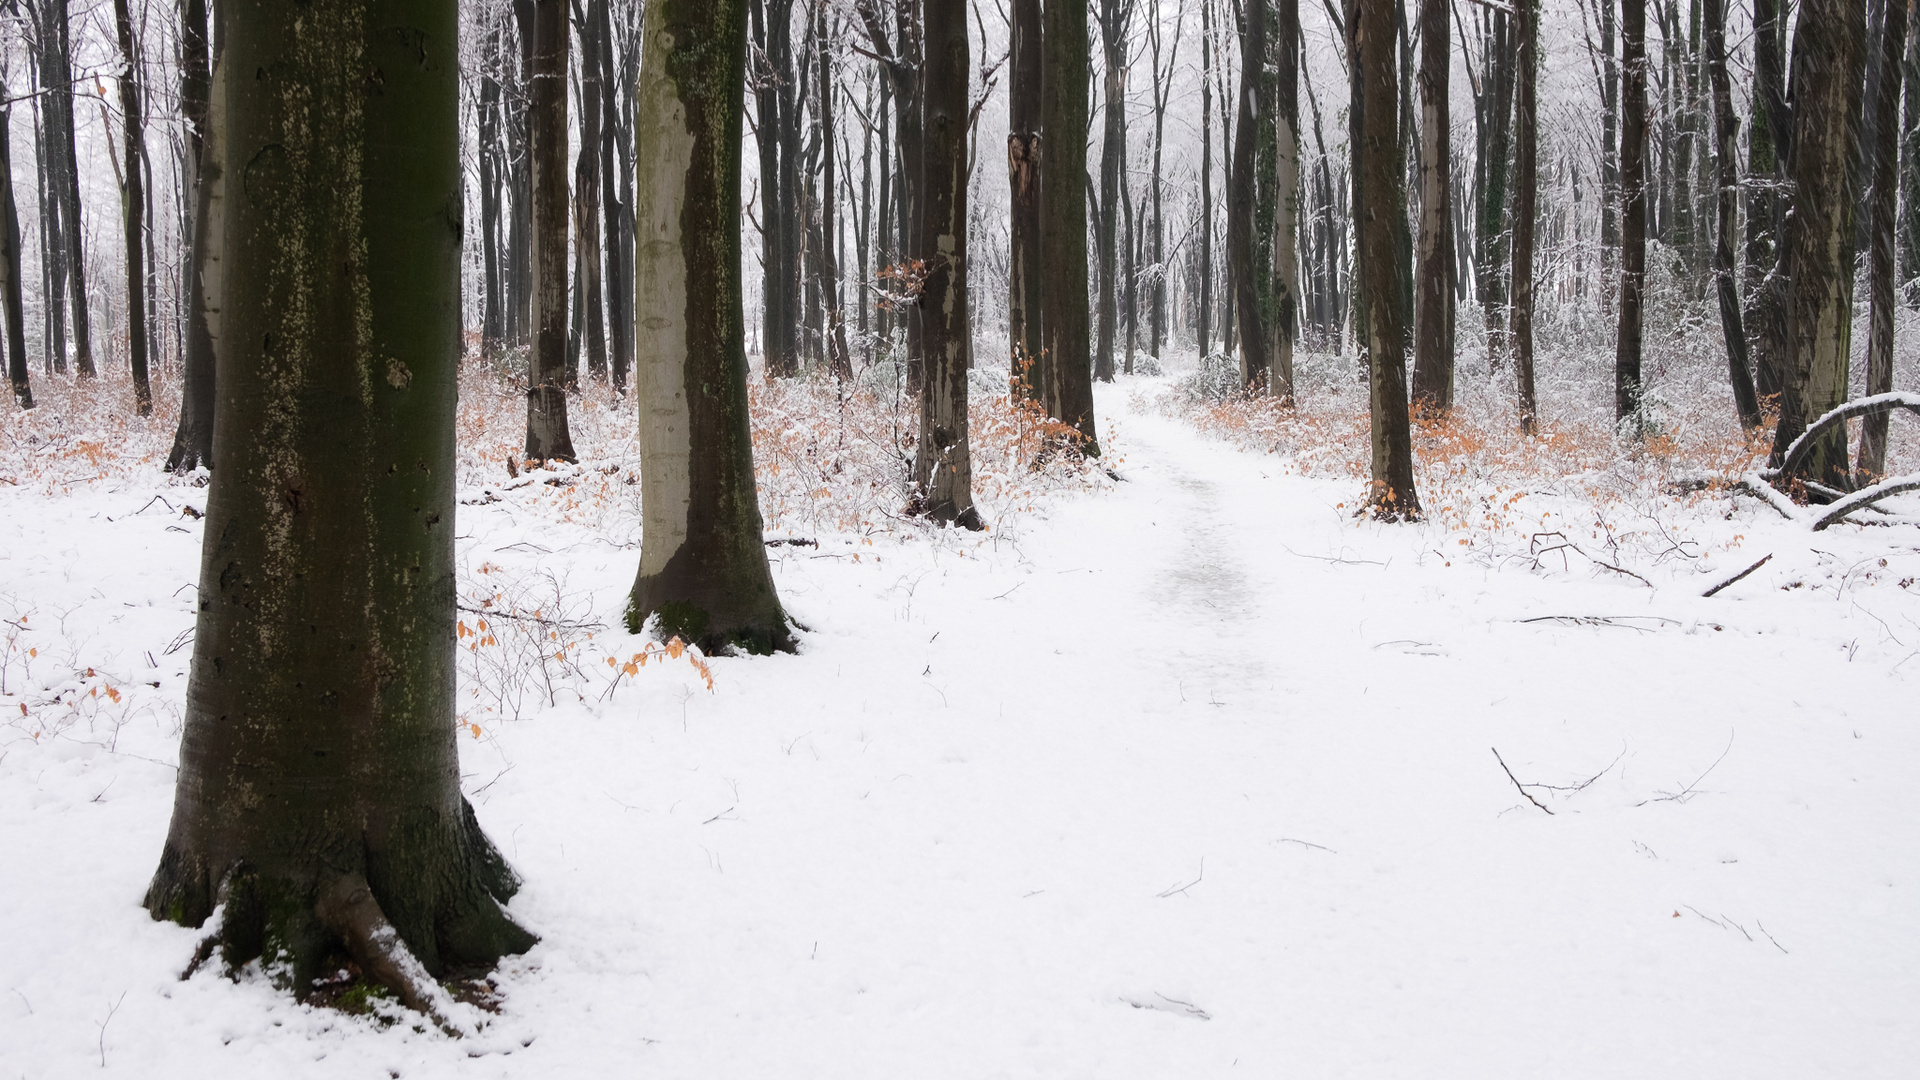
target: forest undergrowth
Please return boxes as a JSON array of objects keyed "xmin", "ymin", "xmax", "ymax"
[
  {"xmin": 1157, "ymin": 295, "xmax": 1920, "ymax": 593},
  {"xmin": 0, "ymin": 351, "xmax": 1113, "ymax": 750}
]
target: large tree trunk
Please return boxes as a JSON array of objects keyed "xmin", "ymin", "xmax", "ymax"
[
  {"xmin": 113, "ymin": 0, "xmax": 152, "ymax": 416},
  {"xmin": 576, "ymin": 0, "xmax": 607, "ymax": 382},
  {"xmin": 600, "ymin": 0, "xmax": 633, "ymax": 390},
  {"xmin": 1229, "ymin": 0, "xmax": 1269, "ymax": 390},
  {"xmin": 1409, "ymin": 0, "xmax": 1451, "ymax": 412},
  {"xmin": 1353, "ymin": 0, "xmax": 1419, "ymax": 518},
  {"xmin": 1511, "ymin": 0, "xmax": 1537, "ymax": 435},
  {"xmin": 1617, "ymin": 0, "xmax": 1648, "ymax": 427},
  {"xmin": 1704, "ymin": 0, "xmax": 1762, "ymax": 433},
  {"xmin": 1041, "ymin": 0, "xmax": 1098, "ymax": 451},
  {"xmin": 1, "ymin": 98, "xmax": 30, "ymax": 409},
  {"xmin": 627, "ymin": 0, "xmax": 793, "ymax": 655},
  {"xmin": 1770, "ymin": 0, "xmax": 1867, "ymax": 491},
  {"xmin": 525, "ymin": 0, "xmax": 576, "ymax": 461},
  {"xmin": 913, "ymin": 0, "xmax": 984, "ymax": 528},
  {"xmin": 145, "ymin": 0, "xmax": 536, "ymax": 1003},
  {"xmin": 1008, "ymin": 0, "xmax": 1042, "ymax": 389},
  {"xmin": 1860, "ymin": 0, "xmax": 1909, "ymax": 483}
]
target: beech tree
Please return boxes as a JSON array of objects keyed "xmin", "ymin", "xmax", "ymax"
[
  {"xmin": 1352, "ymin": 0, "xmax": 1418, "ymax": 518},
  {"xmin": 1616, "ymin": 0, "xmax": 1646, "ymax": 428},
  {"xmin": 144, "ymin": 0, "xmax": 535, "ymax": 1015},
  {"xmin": 112, "ymin": 0, "xmax": 152, "ymax": 416},
  {"xmin": 1, "ymin": 80, "xmax": 29, "ymax": 409},
  {"xmin": 912, "ymin": 0, "xmax": 984, "ymax": 528},
  {"xmin": 1703, "ymin": 0, "xmax": 1762, "ymax": 433},
  {"xmin": 1228, "ymin": 0, "xmax": 1268, "ymax": 390},
  {"xmin": 1007, "ymin": 0, "xmax": 1042, "ymax": 386},
  {"xmin": 1860, "ymin": 0, "xmax": 1909, "ymax": 484},
  {"xmin": 627, "ymin": 0, "xmax": 794, "ymax": 654},
  {"xmin": 167, "ymin": 0, "xmax": 216, "ymax": 470},
  {"xmin": 1409, "ymin": 0, "xmax": 1450, "ymax": 412},
  {"xmin": 1772, "ymin": 0, "xmax": 1867, "ymax": 490},
  {"xmin": 525, "ymin": 0, "xmax": 576, "ymax": 461},
  {"xmin": 1511, "ymin": 0, "xmax": 1538, "ymax": 435},
  {"xmin": 1041, "ymin": 0, "xmax": 1098, "ymax": 450}
]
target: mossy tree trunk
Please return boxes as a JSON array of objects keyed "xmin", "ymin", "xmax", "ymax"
[
  {"xmin": 1771, "ymin": 0, "xmax": 1866, "ymax": 491},
  {"xmin": 145, "ymin": 0, "xmax": 536, "ymax": 1000},
  {"xmin": 1353, "ymin": 0, "xmax": 1419, "ymax": 519},
  {"xmin": 167, "ymin": 0, "xmax": 216, "ymax": 470},
  {"xmin": 627, "ymin": 0, "xmax": 793, "ymax": 655},
  {"xmin": 1041, "ymin": 0, "xmax": 1099, "ymax": 452},
  {"xmin": 525, "ymin": 0, "xmax": 576, "ymax": 461},
  {"xmin": 1409, "ymin": 0, "xmax": 1451, "ymax": 414},
  {"xmin": 913, "ymin": 0, "xmax": 984, "ymax": 530}
]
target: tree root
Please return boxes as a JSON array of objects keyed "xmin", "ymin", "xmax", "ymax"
[{"xmin": 316, "ymin": 873, "xmax": 470, "ymax": 1036}]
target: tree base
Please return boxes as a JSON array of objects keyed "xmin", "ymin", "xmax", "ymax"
[{"xmin": 146, "ymin": 797, "xmax": 535, "ymax": 1021}]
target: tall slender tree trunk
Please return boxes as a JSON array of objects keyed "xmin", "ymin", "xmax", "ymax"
[
  {"xmin": 1410, "ymin": 0, "xmax": 1452, "ymax": 412},
  {"xmin": 1, "ymin": 99, "xmax": 30, "ymax": 409},
  {"xmin": 1862, "ymin": 0, "xmax": 1910, "ymax": 482},
  {"xmin": 169, "ymin": 0, "xmax": 216, "ymax": 469},
  {"xmin": 913, "ymin": 0, "xmax": 984, "ymax": 528},
  {"xmin": 599, "ymin": 0, "xmax": 632, "ymax": 390},
  {"xmin": 576, "ymin": 0, "xmax": 608, "ymax": 382},
  {"xmin": 749, "ymin": 0, "xmax": 787, "ymax": 375},
  {"xmin": 1270, "ymin": 0, "xmax": 1299, "ymax": 401},
  {"xmin": 1617, "ymin": 0, "xmax": 1648, "ymax": 427},
  {"xmin": 1229, "ymin": 0, "xmax": 1269, "ymax": 390},
  {"xmin": 1511, "ymin": 0, "xmax": 1537, "ymax": 435},
  {"xmin": 1900, "ymin": 15, "xmax": 1920, "ymax": 308},
  {"xmin": 1353, "ymin": 0, "xmax": 1419, "ymax": 518},
  {"xmin": 816, "ymin": 2, "xmax": 853, "ymax": 380},
  {"xmin": 1771, "ymin": 0, "xmax": 1866, "ymax": 490},
  {"xmin": 479, "ymin": 16, "xmax": 505, "ymax": 354},
  {"xmin": 628, "ymin": 0, "xmax": 793, "ymax": 654},
  {"xmin": 31, "ymin": 79, "xmax": 67, "ymax": 377},
  {"xmin": 1095, "ymin": 0, "xmax": 1128, "ymax": 383},
  {"xmin": 1041, "ymin": 0, "xmax": 1098, "ymax": 451},
  {"xmin": 1600, "ymin": 0, "xmax": 1617, "ymax": 310},
  {"xmin": 1198, "ymin": 0, "xmax": 1214, "ymax": 354},
  {"xmin": 1476, "ymin": 7, "xmax": 1514, "ymax": 366},
  {"xmin": 1749, "ymin": 0, "xmax": 1792, "ymax": 401},
  {"xmin": 113, "ymin": 0, "xmax": 152, "ymax": 415},
  {"xmin": 145, "ymin": 0, "xmax": 536, "ymax": 1002},
  {"xmin": 46, "ymin": 0, "xmax": 94, "ymax": 379},
  {"xmin": 1704, "ymin": 0, "xmax": 1761, "ymax": 432},
  {"xmin": 526, "ymin": 0, "xmax": 576, "ymax": 460},
  {"xmin": 507, "ymin": 0, "xmax": 534, "ymax": 347},
  {"xmin": 855, "ymin": 0, "xmax": 920, "ymax": 388}
]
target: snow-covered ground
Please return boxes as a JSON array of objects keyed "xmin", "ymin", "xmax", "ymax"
[{"xmin": 3, "ymin": 373, "xmax": 1917, "ymax": 1077}]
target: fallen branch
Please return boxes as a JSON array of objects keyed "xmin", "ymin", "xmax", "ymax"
[
  {"xmin": 1811, "ymin": 475, "xmax": 1920, "ymax": 531},
  {"xmin": 1491, "ymin": 747, "xmax": 1554, "ymax": 815},
  {"xmin": 1702, "ymin": 553, "xmax": 1773, "ymax": 597},
  {"xmin": 456, "ymin": 603, "xmax": 603, "ymax": 631},
  {"xmin": 1155, "ymin": 857, "xmax": 1205, "ymax": 898},
  {"xmin": 1767, "ymin": 392, "xmax": 1920, "ymax": 487}
]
